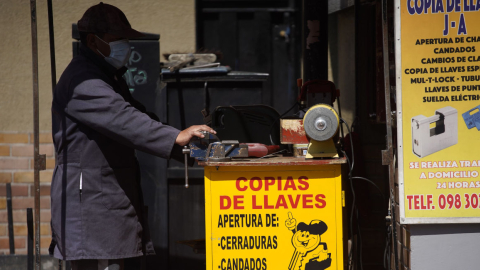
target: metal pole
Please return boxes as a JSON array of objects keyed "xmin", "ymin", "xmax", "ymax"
[
  {"xmin": 46, "ymin": 2, "xmax": 61, "ymax": 268},
  {"xmin": 6, "ymin": 183, "xmax": 14, "ymax": 254},
  {"xmin": 27, "ymin": 208, "xmax": 34, "ymax": 270},
  {"xmin": 380, "ymin": 0, "xmax": 398, "ymax": 269},
  {"xmin": 354, "ymin": 0, "xmax": 360, "ymax": 268},
  {"xmin": 47, "ymin": 0, "xmax": 57, "ymax": 93},
  {"xmin": 29, "ymin": 0, "xmax": 46, "ymax": 269}
]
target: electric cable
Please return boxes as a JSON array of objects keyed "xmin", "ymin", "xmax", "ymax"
[
  {"xmin": 391, "ymin": 144, "xmax": 399, "ymax": 270},
  {"xmin": 351, "ymin": 116, "xmax": 358, "ymax": 133},
  {"xmin": 341, "ymin": 150, "xmax": 357, "ymax": 270},
  {"xmin": 342, "ymin": 118, "xmax": 359, "ymax": 270},
  {"xmin": 357, "ymin": 212, "xmax": 363, "ymax": 270},
  {"xmin": 341, "ymin": 119, "xmax": 354, "ymax": 172},
  {"xmin": 340, "ymin": 118, "xmax": 356, "ymax": 269},
  {"xmin": 391, "ymin": 196, "xmax": 399, "ymax": 270},
  {"xmin": 384, "ymin": 216, "xmax": 392, "ymax": 269},
  {"xmin": 352, "ymin": 177, "xmax": 387, "ymax": 203},
  {"xmin": 336, "ymin": 93, "xmax": 345, "ymax": 145},
  {"xmin": 340, "ymin": 118, "xmax": 389, "ymax": 270},
  {"xmin": 343, "ymin": 124, "xmax": 361, "ymax": 270},
  {"xmin": 343, "ymin": 151, "xmax": 363, "ymax": 270}
]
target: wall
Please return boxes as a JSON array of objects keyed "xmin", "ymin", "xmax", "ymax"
[
  {"xmin": 328, "ymin": 7, "xmax": 356, "ymax": 127},
  {"xmin": 410, "ymin": 224, "xmax": 480, "ymax": 270},
  {"xmin": 0, "ymin": 0, "xmax": 195, "ymax": 255},
  {"xmin": 0, "ymin": 133, "xmax": 54, "ymax": 255},
  {"xmin": 333, "ymin": 3, "xmax": 390, "ymax": 270},
  {"xmin": 0, "ymin": 0, "xmax": 195, "ymax": 132}
]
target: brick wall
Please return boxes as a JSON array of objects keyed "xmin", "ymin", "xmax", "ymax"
[{"xmin": 0, "ymin": 133, "xmax": 54, "ymax": 255}]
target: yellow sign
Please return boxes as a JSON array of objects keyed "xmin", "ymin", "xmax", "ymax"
[
  {"xmin": 204, "ymin": 165, "xmax": 343, "ymax": 270},
  {"xmin": 398, "ymin": 0, "xmax": 480, "ymax": 222}
]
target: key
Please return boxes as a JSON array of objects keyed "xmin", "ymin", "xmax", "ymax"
[
  {"xmin": 289, "ymin": 249, "xmax": 305, "ymax": 270},
  {"xmin": 462, "ymin": 105, "xmax": 480, "ymax": 130},
  {"xmin": 286, "ymin": 212, "xmax": 305, "ymax": 270}
]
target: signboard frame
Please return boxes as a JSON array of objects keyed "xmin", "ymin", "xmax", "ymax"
[{"xmin": 395, "ymin": 0, "xmax": 480, "ymax": 224}]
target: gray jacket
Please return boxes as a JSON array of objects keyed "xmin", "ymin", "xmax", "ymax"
[{"xmin": 50, "ymin": 45, "xmax": 180, "ymax": 260}]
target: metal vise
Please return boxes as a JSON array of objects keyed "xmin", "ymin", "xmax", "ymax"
[
  {"xmin": 181, "ymin": 131, "xmax": 248, "ymax": 188},
  {"xmin": 185, "ymin": 131, "xmax": 248, "ymax": 161},
  {"xmin": 190, "ymin": 140, "xmax": 248, "ymax": 162}
]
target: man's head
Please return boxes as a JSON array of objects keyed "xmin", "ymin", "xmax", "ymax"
[{"xmin": 78, "ymin": 2, "xmax": 144, "ymax": 66}]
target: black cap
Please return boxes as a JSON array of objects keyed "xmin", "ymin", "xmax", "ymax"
[{"xmin": 77, "ymin": 2, "xmax": 144, "ymax": 38}]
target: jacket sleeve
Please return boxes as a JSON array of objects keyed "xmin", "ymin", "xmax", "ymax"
[{"xmin": 65, "ymin": 78, "xmax": 181, "ymax": 159}]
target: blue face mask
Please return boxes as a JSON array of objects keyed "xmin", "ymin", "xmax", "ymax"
[{"xmin": 96, "ymin": 35, "xmax": 131, "ymax": 69}]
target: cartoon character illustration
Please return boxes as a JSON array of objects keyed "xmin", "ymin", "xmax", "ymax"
[{"xmin": 285, "ymin": 212, "xmax": 332, "ymax": 270}]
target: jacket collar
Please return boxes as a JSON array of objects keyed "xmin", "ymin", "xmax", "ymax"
[{"xmin": 79, "ymin": 44, "xmax": 127, "ymax": 79}]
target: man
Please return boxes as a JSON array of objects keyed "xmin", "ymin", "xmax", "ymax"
[{"xmin": 50, "ymin": 3, "xmax": 215, "ymax": 269}]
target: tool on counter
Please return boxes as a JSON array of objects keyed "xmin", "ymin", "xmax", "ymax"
[
  {"xmin": 281, "ymin": 79, "xmax": 342, "ymax": 159},
  {"xmin": 279, "ymin": 78, "xmax": 343, "ymax": 158},
  {"xmin": 181, "ymin": 131, "xmax": 281, "ymax": 185},
  {"xmin": 164, "ymin": 53, "xmax": 218, "ymax": 72},
  {"xmin": 183, "ymin": 131, "xmax": 281, "ymax": 161},
  {"xmin": 182, "ymin": 131, "xmax": 222, "ymax": 188},
  {"xmin": 185, "ymin": 131, "xmax": 245, "ymax": 162},
  {"xmin": 168, "ymin": 53, "xmax": 217, "ymax": 65},
  {"xmin": 412, "ymin": 106, "xmax": 458, "ymax": 158},
  {"xmin": 168, "ymin": 57, "xmax": 196, "ymax": 72},
  {"xmin": 303, "ymin": 104, "xmax": 340, "ymax": 158},
  {"xmin": 462, "ymin": 105, "xmax": 480, "ymax": 130},
  {"xmin": 281, "ymin": 104, "xmax": 340, "ymax": 158}
]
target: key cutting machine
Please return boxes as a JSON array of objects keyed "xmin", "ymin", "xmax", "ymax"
[
  {"xmin": 180, "ymin": 79, "xmax": 347, "ymax": 270},
  {"xmin": 280, "ymin": 79, "xmax": 342, "ymax": 159}
]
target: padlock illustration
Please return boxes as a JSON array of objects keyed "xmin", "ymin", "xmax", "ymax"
[{"xmin": 411, "ymin": 106, "xmax": 458, "ymax": 158}]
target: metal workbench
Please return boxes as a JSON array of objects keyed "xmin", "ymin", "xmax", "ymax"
[{"xmin": 198, "ymin": 156, "xmax": 347, "ymax": 167}]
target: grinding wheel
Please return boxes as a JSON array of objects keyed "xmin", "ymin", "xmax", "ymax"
[{"xmin": 303, "ymin": 104, "xmax": 339, "ymax": 141}]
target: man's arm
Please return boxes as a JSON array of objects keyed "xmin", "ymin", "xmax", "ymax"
[{"xmin": 65, "ymin": 78, "xmax": 208, "ymax": 158}]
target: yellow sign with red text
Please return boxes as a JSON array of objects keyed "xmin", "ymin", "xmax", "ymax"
[
  {"xmin": 204, "ymin": 165, "xmax": 343, "ymax": 270},
  {"xmin": 399, "ymin": 0, "xmax": 480, "ymax": 221}
]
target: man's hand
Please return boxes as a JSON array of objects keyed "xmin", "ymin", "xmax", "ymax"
[{"xmin": 175, "ymin": 125, "xmax": 217, "ymax": 146}]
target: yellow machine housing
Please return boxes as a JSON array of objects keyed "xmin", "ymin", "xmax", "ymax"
[{"xmin": 203, "ymin": 163, "xmax": 344, "ymax": 270}]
